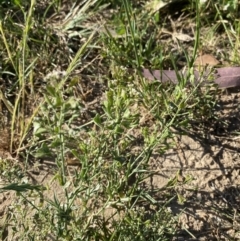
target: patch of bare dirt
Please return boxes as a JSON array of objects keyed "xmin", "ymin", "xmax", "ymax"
[{"xmin": 148, "ymin": 89, "xmax": 240, "ymax": 240}]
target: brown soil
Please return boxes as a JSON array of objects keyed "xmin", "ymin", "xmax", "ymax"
[
  {"xmin": 147, "ymin": 89, "xmax": 240, "ymax": 240},
  {"xmin": 1, "ymin": 89, "xmax": 240, "ymax": 240}
]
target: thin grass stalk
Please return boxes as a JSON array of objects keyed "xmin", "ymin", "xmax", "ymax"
[
  {"xmin": 58, "ymin": 30, "xmax": 96, "ymax": 90},
  {"xmin": 191, "ymin": 0, "xmax": 200, "ymax": 66},
  {"xmin": 0, "ymin": 22, "xmax": 17, "ymax": 74},
  {"xmin": 10, "ymin": 0, "xmax": 35, "ymax": 153},
  {"xmin": 122, "ymin": 0, "xmax": 141, "ymax": 68},
  {"xmin": 215, "ymin": 4, "xmax": 234, "ymax": 48}
]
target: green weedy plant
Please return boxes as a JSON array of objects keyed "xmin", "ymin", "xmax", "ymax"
[
  {"xmin": 99, "ymin": 0, "xmax": 221, "ymax": 238},
  {"xmin": 1, "ymin": 0, "xmax": 237, "ymax": 240},
  {"xmin": 0, "ymin": 0, "xmax": 108, "ymax": 240},
  {"xmin": 22, "ymin": 2, "xmax": 179, "ymax": 239}
]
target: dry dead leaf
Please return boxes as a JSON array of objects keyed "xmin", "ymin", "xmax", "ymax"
[
  {"xmin": 172, "ymin": 32, "xmax": 194, "ymax": 42},
  {"xmin": 146, "ymin": 0, "xmax": 177, "ymax": 13},
  {"xmin": 194, "ymin": 54, "xmax": 220, "ymax": 66}
]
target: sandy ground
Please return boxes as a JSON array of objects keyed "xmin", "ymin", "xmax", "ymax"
[
  {"xmin": 1, "ymin": 89, "xmax": 240, "ymax": 240},
  {"xmin": 148, "ymin": 88, "xmax": 240, "ymax": 240}
]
